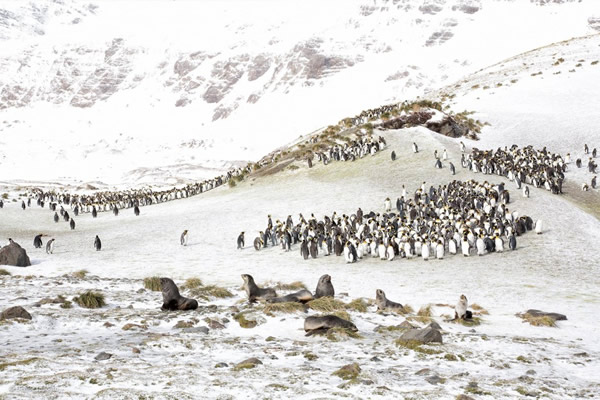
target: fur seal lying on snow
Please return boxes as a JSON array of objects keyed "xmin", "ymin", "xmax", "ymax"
[
  {"xmin": 241, "ymin": 274, "xmax": 277, "ymax": 302},
  {"xmin": 304, "ymin": 315, "xmax": 358, "ymax": 337},
  {"xmin": 267, "ymin": 289, "xmax": 313, "ymax": 304},
  {"xmin": 315, "ymin": 274, "xmax": 334, "ymax": 298},
  {"xmin": 375, "ymin": 289, "xmax": 405, "ymax": 312},
  {"xmin": 160, "ymin": 278, "xmax": 198, "ymax": 311}
]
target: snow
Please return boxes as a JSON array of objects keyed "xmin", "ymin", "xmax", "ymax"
[
  {"xmin": 0, "ymin": 0, "xmax": 598, "ymax": 184},
  {"xmin": 1, "ymin": 126, "xmax": 599, "ymax": 398}
]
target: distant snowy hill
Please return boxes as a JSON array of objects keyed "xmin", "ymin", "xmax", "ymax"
[{"xmin": 0, "ymin": 0, "xmax": 598, "ymax": 184}]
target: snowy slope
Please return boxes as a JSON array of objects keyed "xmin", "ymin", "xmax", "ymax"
[
  {"xmin": 1, "ymin": 126, "xmax": 599, "ymax": 399},
  {"xmin": 1, "ymin": 0, "xmax": 599, "ymax": 184}
]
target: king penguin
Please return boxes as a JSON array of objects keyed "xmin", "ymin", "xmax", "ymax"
[
  {"xmin": 180, "ymin": 230, "xmax": 189, "ymax": 246},
  {"xmin": 34, "ymin": 234, "xmax": 43, "ymax": 249},
  {"xmin": 412, "ymin": 142, "xmax": 419, "ymax": 153},
  {"xmin": 46, "ymin": 239, "xmax": 55, "ymax": 254},
  {"xmin": 94, "ymin": 235, "xmax": 102, "ymax": 251}
]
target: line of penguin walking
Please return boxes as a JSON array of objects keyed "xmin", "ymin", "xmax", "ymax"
[
  {"xmin": 243, "ymin": 178, "xmax": 540, "ymax": 264},
  {"xmin": 307, "ymin": 135, "xmax": 388, "ymax": 167}
]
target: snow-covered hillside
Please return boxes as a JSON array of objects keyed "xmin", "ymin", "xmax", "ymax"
[{"xmin": 1, "ymin": 0, "xmax": 598, "ymax": 184}]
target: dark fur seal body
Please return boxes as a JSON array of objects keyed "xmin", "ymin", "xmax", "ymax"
[
  {"xmin": 241, "ymin": 274, "xmax": 277, "ymax": 302},
  {"xmin": 160, "ymin": 277, "xmax": 198, "ymax": 311},
  {"xmin": 266, "ymin": 289, "xmax": 314, "ymax": 304},
  {"xmin": 375, "ymin": 289, "xmax": 405, "ymax": 312},
  {"xmin": 304, "ymin": 315, "xmax": 358, "ymax": 336},
  {"xmin": 315, "ymin": 274, "xmax": 334, "ymax": 298}
]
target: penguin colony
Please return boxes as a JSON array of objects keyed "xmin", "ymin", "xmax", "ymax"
[
  {"xmin": 460, "ymin": 145, "xmax": 568, "ymax": 195},
  {"xmin": 249, "ymin": 179, "xmax": 536, "ymax": 263},
  {"xmin": 308, "ymin": 135, "xmax": 388, "ymax": 166},
  {"xmin": 578, "ymin": 143, "xmax": 598, "ymax": 191}
]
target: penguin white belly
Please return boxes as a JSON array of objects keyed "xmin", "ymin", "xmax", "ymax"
[
  {"xmin": 476, "ymin": 239, "xmax": 485, "ymax": 256},
  {"xmin": 404, "ymin": 243, "xmax": 412, "ymax": 258},
  {"xmin": 535, "ymin": 219, "xmax": 543, "ymax": 234},
  {"xmin": 378, "ymin": 244, "xmax": 386, "ymax": 260},
  {"xmin": 449, "ymin": 240, "xmax": 457, "ymax": 255},
  {"xmin": 495, "ymin": 238, "xmax": 504, "ymax": 252},
  {"xmin": 436, "ymin": 245, "xmax": 444, "ymax": 259},
  {"xmin": 461, "ymin": 241, "xmax": 470, "ymax": 256},
  {"xmin": 421, "ymin": 244, "xmax": 429, "ymax": 260},
  {"xmin": 386, "ymin": 246, "xmax": 394, "ymax": 261}
]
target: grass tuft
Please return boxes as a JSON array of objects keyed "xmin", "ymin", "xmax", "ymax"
[
  {"xmin": 72, "ymin": 269, "xmax": 88, "ymax": 279},
  {"xmin": 332, "ymin": 363, "xmax": 361, "ymax": 380},
  {"xmin": 189, "ymin": 285, "xmax": 233, "ymax": 300},
  {"xmin": 307, "ymin": 297, "xmax": 346, "ymax": 313},
  {"xmin": 0, "ymin": 268, "xmax": 11, "ymax": 276},
  {"xmin": 518, "ymin": 312, "xmax": 556, "ymax": 327},
  {"xmin": 395, "ymin": 339, "xmax": 443, "ymax": 355},
  {"xmin": 143, "ymin": 276, "xmax": 162, "ymax": 291},
  {"xmin": 417, "ymin": 305, "xmax": 432, "ymax": 317},
  {"xmin": 263, "ymin": 302, "xmax": 306, "ymax": 316},
  {"xmin": 471, "ymin": 303, "xmax": 489, "ymax": 315},
  {"xmin": 326, "ymin": 327, "xmax": 362, "ymax": 342},
  {"xmin": 73, "ymin": 291, "xmax": 105, "ymax": 309},
  {"xmin": 183, "ymin": 278, "xmax": 203, "ymax": 289},
  {"xmin": 345, "ymin": 298, "xmax": 370, "ymax": 313}
]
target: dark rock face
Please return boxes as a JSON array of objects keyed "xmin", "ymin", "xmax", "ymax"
[
  {"xmin": 399, "ymin": 327, "xmax": 443, "ymax": 344},
  {"xmin": 1, "ymin": 305, "xmax": 32, "ymax": 320},
  {"xmin": 525, "ymin": 309, "xmax": 567, "ymax": 321},
  {"xmin": 0, "ymin": 241, "xmax": 31, "ymax": 267}
]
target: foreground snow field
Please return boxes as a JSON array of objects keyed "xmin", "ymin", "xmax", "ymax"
[{"xmin": 1, "ymin": 127, "xmax": 599, "ymax": 399}]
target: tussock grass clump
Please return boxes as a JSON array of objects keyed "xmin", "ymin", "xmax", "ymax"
[
  {"xmin": 518, "ymin": 312, "xmax": 556, "ymax": 327},
  {"xmin": 307, "ymin": 297, "xmax": 346, "ymax": 313},
  {"xmin": 72, "ymin": 269, "xmax": 88, "ymax": 279},
  {"xmin": 263, "ymin": 302, "xmax": 307, "ymax": 316},
  {"xmin": 0, "ymin": 358, "xmax": 40, "ymax": 371},
  {"xmin": 189, "ymin": 285, "xmax": 233, "ymax": 300},
  {"xmin": 395, "ymin": 339, "xmax": 443, "ymax": 355},
  {"xmin": 455, "ymin": 317, "xmax": 482, "ymax": 327},
  {"xmin": 272, "ymin": 281, "xmax": 307, "ymax": 291},
  {"xmin": 332, "ymin": 363, "xmax": 361, "ymax": 380},
  {"xmin": 183, "ymin": 278, "xmax": 203, "ymax": 290},
  {"xmin": 326, "ymin": 327, "xmax": 363, "ymax": 342},
  {"xmin": 345, "ymin": 298, "xmax": 369, "ymax": 313},
  {"xmin": 417, "ymin": 305, "xmax": 432, "ymax": 317},
  {"xmin": 471, "ymin": 303, "xmax": 489, "ymax": 315},
  {"xmin": 143, "ymin": 276, "xmax": 162, "ymax": 292},
  {"xmin": 60, "ymin": 301, "xmax": 72, "ymax": 309},
  {"xmin": 0, "ymin": 269, "xmax": 11, "ymax": 276},
  {"xmin": 73, "ymin": 291, "xmax": 105, "ymax": 309},
  {"xmin": 233, "ymin": 312, "xmax": 257, "ymax": 329}
]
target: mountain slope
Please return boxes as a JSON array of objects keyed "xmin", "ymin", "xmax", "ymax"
[{"xmin": 0, "ymin": 0, "xmax": 598, "ymax": 184}]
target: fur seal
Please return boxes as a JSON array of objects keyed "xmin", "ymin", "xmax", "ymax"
[
  {"xmin": 304, "ymin": 315, "xmax": 357, "ymax": 336},
  {"xmin": 315, "ymin": 274, "xmax": 335, "ymax": 298},
  {"xmin": 454, "ymin": 294, "xmax": 471, "ymax": 320},
  {"xmin": 266, "ymin": 289, "xmax": 314, "ymax": 304},
  {"xmin": 159, "ymin": 277, "xmax": 198, "ymax": 311},
  {"xmin": 375, "ymin": 289, "xmax": 405, "ymax": 312},
  {"xmin": 241, "ymin": 274, "xmax": 277, "ymax": 302}
]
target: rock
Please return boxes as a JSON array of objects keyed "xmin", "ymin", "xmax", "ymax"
[
  {"xmin": 525, "ymin": 309, "xmax": 567, "ymax": 321},
  {"xmin": 95, "ymin": 352, "xmax": 112, "ymax": 361},
  {"xmin": 456, "ymin": 395, "xmax": 476, "ymax": 400},
  {"xmin": 132, "ymin": 347, "xmax": 140, "ymax": 354},
  {"xmin": 398, "ymin": 320, "xmax": 416, "ymax": 330},
  {"xmin": 425, "ymin": 375, "xmax": 444, "ymax": 385},
  {"xmin": 0, "ymin": 241, "xmax": 31, "ymax": 267},
  {"xmin": 1, "ymin": 306, "xmax": 32, "ymax": 320},
  {"xmin": 121, "ymin": 323, "xmax": 147, "ymax": 331},
  {"xmin": 399, "ymin": 327, "xmax": 443, "ymax": 344},
  {"xmin": 427, "ymin": 321, "xmax": 442, "ymax": 330},
  {"xmin": 415, "ymin": 368, "xmax": 431, "ymax": 376},
  {"xmin": 370, "ymin": 356, "xmax": 382, "ymax": 362},
  {"xmin": 215, "ymin": 362, "xmax": 228, "ymax": 368},
  {"xmin": 103, "ymin": 322, "xmax": 115, "ymax": 328},
  {"xmin": 207, "ymin": 319, "xmax": 225, "ymax": 330},
  {"xmin": 234, "ymin": 357, "xmax": 262, "ymax": 370},
  {"xmin": 332, "ymin": 363, "xmax": 361, "ymax": 380},
  {"xmin": 183, "ymin": 326, "xmax": 209, "ymax": 334}
]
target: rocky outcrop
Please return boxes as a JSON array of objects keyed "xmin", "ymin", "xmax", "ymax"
[
  {"xmin": 0, "ymin": 241, "xmax": 31, "ymax": 267},
  {"xmin": 1, "ymin": 306, "xmax": 32, "ymax": 320},
  {"xmin": 399, "ymin": 327, "xmax": 443, "ymax": 344}
]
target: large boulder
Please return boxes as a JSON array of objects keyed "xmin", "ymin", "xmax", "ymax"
[
  {"xmin": 1, "ymin": 306, "xmax": 32, "ymax": 320},
  {"xmin": 0, "ymin": 241, "xmax": 31, "ymax": 267},
  {"xmin": 399, "ymin": 327, "xmax": 443, "ymax": 344}
]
